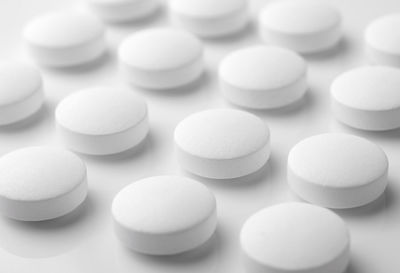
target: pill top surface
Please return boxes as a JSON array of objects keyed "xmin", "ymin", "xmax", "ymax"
[
  {"xmin": 365, "ymin": 14, "xmax": 400, "ymax": 54},
  {"xmin": 118, "ymin": 28, "xmax": 202, "ymax": 71},
  {"xmin": 112, "ymin": 176, "xmax": 216, "ymax": 233},
  {"xmin": 170, "ymin": 0, "xmax": 246, "ymax": 19},
  {"xmin": 56, "ymin": 87, "xmax": 147, "ymax": 135},
  {"xmin": 219, "ymin": 46, "xmax": 306, "ymax": 91},
  {"xmin": 23, "ymin": 12, "xmax": 104, "ymax": 48},
  {"xmin": 331, "ymin": 66, "xmax": 400, "ymax": 111},
  {"xmin": 175, "ymin": 109, "xmax": 269, "ymax": 159},
  {"xmin": 288, "ymin": 133, "xmax": 388, "ymax": 188},
  {"xmin": 0, "ymin": 62, "xmax": 41, "ymax": 106},
  {"xmin": 0, "ymin": 147, "xmax": 86, "ymax": 201}
]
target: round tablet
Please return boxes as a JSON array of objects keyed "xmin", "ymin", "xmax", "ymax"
[
  {"xmin": 112, "ymin": 176, "xmax": 217, "ymax": 255},
  {"xmin": 259, "ymin": 0, "xmax": 341, "ymax": 53},
  {"xmin": 219, "ymin": 46, "xmax": 307, "ymax": 109},
  {"xmin": 0, "ymin": 147, "xmax": 87, "ymax": 221},
  {"xmin": 174, "ymin": 109, "xmax": 270, "ymax": 179},
  {"xmin": 241, "ymin": 203, "xmax": 350, "ymax": 273},
  {"xmin": 169, "ymin": 0, "xmax": 248, "ymax": 38},
  {"xmin": 288, "ymin": 133, "xmax": 388, "ymax": 209},
  {"xmin": 23, "ymin": 12, "xmax": 106, "ymax": 67},
  {"xmin": 0, "ymin": 62, "xmax": 43, "ymax": 125},
  {"xmin": 55, "ymin": 87, "xmax": 148, "ymax": 155},
  {"xmin": 118, "ymin": 28, "xmax": 204, "ymax": 89},
  {"xmin": 331, "ymin": 66, "xmax": 400, "ymax": 131},
  {"xmin": 86, "ymin": 0, "xmax": 160, "ymax": 23}
]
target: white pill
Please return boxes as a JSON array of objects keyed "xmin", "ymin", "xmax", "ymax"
[
  {"xmin": 288, "ymin": 133, "xmax": 388, "ymax": 209},
  {"xmin": 118, "ymin": 28, "xmax": 203, "ymax": 89},
  {"xmin": 0, "ymin": 147, "xmax": 87, "ymax": 221},
  {"xmin": 112, "ymin": 175, "xmax": 217, "ymax": 255},
  {"xmin": 219, "ymin": 46, "xmax": 307, "ymax": 109},
  {"xmin": 0, "ymin": 62, "xmax": 43, "ymax": 125},
  {"xmin": 174, "ymin": 109, "xmax": 270, "ymax": 179},
  {"xmin": 169, "ymin": 0, "xmax": 248, "ymax": 38},
  {"xmin": 259, "ymin": 0, "xmax": 341, "ymax": 54},
  {"xmin": 365, "ymin": 13, "xmax": 400, "ymax": 67},
  {"xmin": 331, "ymin": 66, "xmax": 400, "ymax": 131},
  {"xmin": 85, "ymin": 0, "xmax": 160, "ymax": 23},
  {"xmin": 23, "ymin": 12, "xmax": 106, "ymax": 67},
  {"xmin": 241, "ymin": 202, "xmax": 350, "ymax": 273},
  {"xmin": 55, "ymin": 87, "xmax": 148, "ymax": 155}
]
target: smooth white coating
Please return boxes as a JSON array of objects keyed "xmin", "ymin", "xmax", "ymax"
[
  {"xmin": 169, "ymin": 0, "xmax": 248, "ymax": 38},
  {"xmin": 0, "ymin": 62, "xmax": 44, "ymax": 125},
  {"xmin": 259, "ymin": 0, "xmax": 341, "ymax": 53},
  {"xmin": 118, "ymin": 28, "xmax": 204, "ymax": 89},
  {"xmin": 219, "ymin": 46, "xmax": 307, "ymax": 109},
  {"xmin": 55, "ymin": 87, "xmax": 148, "ymax": 155},
  {"xmin": 112, "ymin": 176, "xmax": 217, "ymax": 255},
  {"xmin": 241, "ymin": 203, "xmax": 350, "ymax": 273},
  {"xmin": 331, "ymin": 66, "xmax": 400, "ymax": 131},
  {"xmin": 0, "ymin": 147, "xmax": 87, "ymax": 221},
  {"xmin": 365, "ymin": 13, "xmax": 400, "ymax": 67},
  {"xmin": 174, "ymin": 109, "xmax": 270, "ymax": 179},
  {"xmin": 23, "ymin": 12, "xmax": 106, "ymax": 67},
  {"xmin": 86, "ymin": 0, "xmax": 160, "ymax": 23},
  {"xmin": 288, "ymin": 133, "xmax": 388, "ymax": 208}
]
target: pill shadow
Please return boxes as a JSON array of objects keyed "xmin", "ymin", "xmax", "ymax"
[
  {"xmin": 301, "ymin": 37, "xmax": 350, "ymax": 60},
  {"xmin": 203, "ymin": 21, "xmax": 257, "ymax": 44},
  {"xmin": 107, "ymin": 5, "xmax": 165, "ymax": 28},
  {"xmin": 346, "ymin": 260, "xmax": 362, "ymax": 273}
]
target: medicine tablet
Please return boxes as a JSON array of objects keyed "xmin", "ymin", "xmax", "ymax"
[
  {"xmin": 219, "ymin": 46, "xmax": 307, "ymax": 109},
  {"xmin": 86, "ymin": 0, "xmax": 160, "ymax": 23},
  {"xmin": 169, "ymin": 0, "xmax": 248, "ymax": 38},
  {"xmin": 23, "ymin": 12, "xmax": 106, "ymax": 67},
  {"xmin": 365, "ymin": 13, "xmax": 400, "ymax": 67},
  {"xmin": 112, "ymin": 175, "xmax": 217, "ymax": 255},
  {"xmin": 0, "ymin": 147, "xmax": 87, "ymax": 221},
  {"xmin": 174, "ymin": 109, "xmax": 270, "ymax": 179},
  {"xmin": 331, "ymin": 66, "xmax": 400, "ymax": 131},
  {"xmin": 259, "ymin": 0, "xmax": 341, "ymax": 54},
  {"xmin": 288, "ymin": 133, "xmax": 388, "ymax": 209},
  {"xmin": 118, "ymin": 28, "xmax": 203, "ymax": 89},
  {"xmin": 0, "ymin": 62, "xmax": 43, "ymax": 125},
  {"xmin": 241, "ymin": 202, "xmax": 350, "ymax": 273},
  {"xmin": 55, "ymin": 87, "xmax": 148, "ymax": 155}
]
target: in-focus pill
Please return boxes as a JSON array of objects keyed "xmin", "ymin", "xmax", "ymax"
[
  {"xmin": 55, "ymin": 87, "xmax": 148, "ymax": 155},
  {"xmin": 288, "ymin": 133, "xmax": 388, "ymax": 209},
  {"xmin": 169, "ymin": 0, "xmax": 248, "ymax": 38},
  {"xmin": 86, "ymin": 0, "xmax": 160, "ymax": 23},
  {"xmin": 118, "ymin": 28, "xmax": 203, "ymax": 89},
  {"xmin": 174, "ymin": 109, "xmax": 270, "ymax": 179},
  {"xmin": 241, "ymin": 202, "xmax": 350, "ymax": 273},
  {"xmin": 0, "ymin": 62, "xmax": 43, "ymax": 125},
  {"xmin": 331, "ymin": 66, "xmax": 400, "ymax": 131},
  {"xmin": 219, "ymin": 46, "xmax": 307, "ymax": 109},
  {"xmin": 259, "ymin": 0, "xmax": 341, "ymax": 54},
  {"xmin": 112, "ymin": 175, "xmax": 217, "ymax": 255},
  {"xmin": 23, "ymin": 12, "xmax": 106, "ymax": 67},
  {"xmin": 0, "ymin": 147, "xmax": 87, "ymax": 221}
]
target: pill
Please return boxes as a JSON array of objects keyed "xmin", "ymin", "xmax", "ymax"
[
  {"xmin": 288, "ymin": 133, "xmax": 388, "ymax": 209},
  {"xmin": 0, "ymin": 62, "xmax": 43, "ymax": 125},
  {"xmin": 331, "ymin": 66, "xmax": 400, "ymax": 131},
  {"xmin": 259, "ymin": 0, "xmax": 341, "ymax": 54},
  {"xmin": 169, "ymin": 0, "xmax": 248, "ymax": 38},
  {"xmin": 112, "ymin": 175, "xmax": 217, "ymax": 255},
  {"xmin": 365, "ymin": 13, "xmax": 400, "ymax": 67},
  {"xmin": 240, "ymin": 202, "xmax": 350, "ymax": 273},
  {"xmin": 0, "ymin": 147, "xmax": 87, "ymax": 221},
  {"xmin": 118, "ymin": 28, "xmax": 203, "ymax": 89},
  {"xmin": 23, "ymin": 12, "xmax": 106, "ymax": 67},
  {"xmin": 55, "ymin": 87, "xmax": 148, "ymax": 155},
  {"xmin": 219, "ymin": 46, "xmax": 307, "ymax": 109},
  {"xmin": 174, "ymin": 109, "xmax": 270, "ymax": 179},
  {"xmin": 85, "ymin": 0, "xmax": 160, "ymax": 23}
]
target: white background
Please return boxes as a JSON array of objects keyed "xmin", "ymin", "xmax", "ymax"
[{"xmin": 0, "ymin": 0, "xmax": 399, "ymax": 272}]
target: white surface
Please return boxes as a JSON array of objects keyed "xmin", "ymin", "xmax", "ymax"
[{"xmin": 0, "ymin": 0, "xmax": 399, "ymax": 272}]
